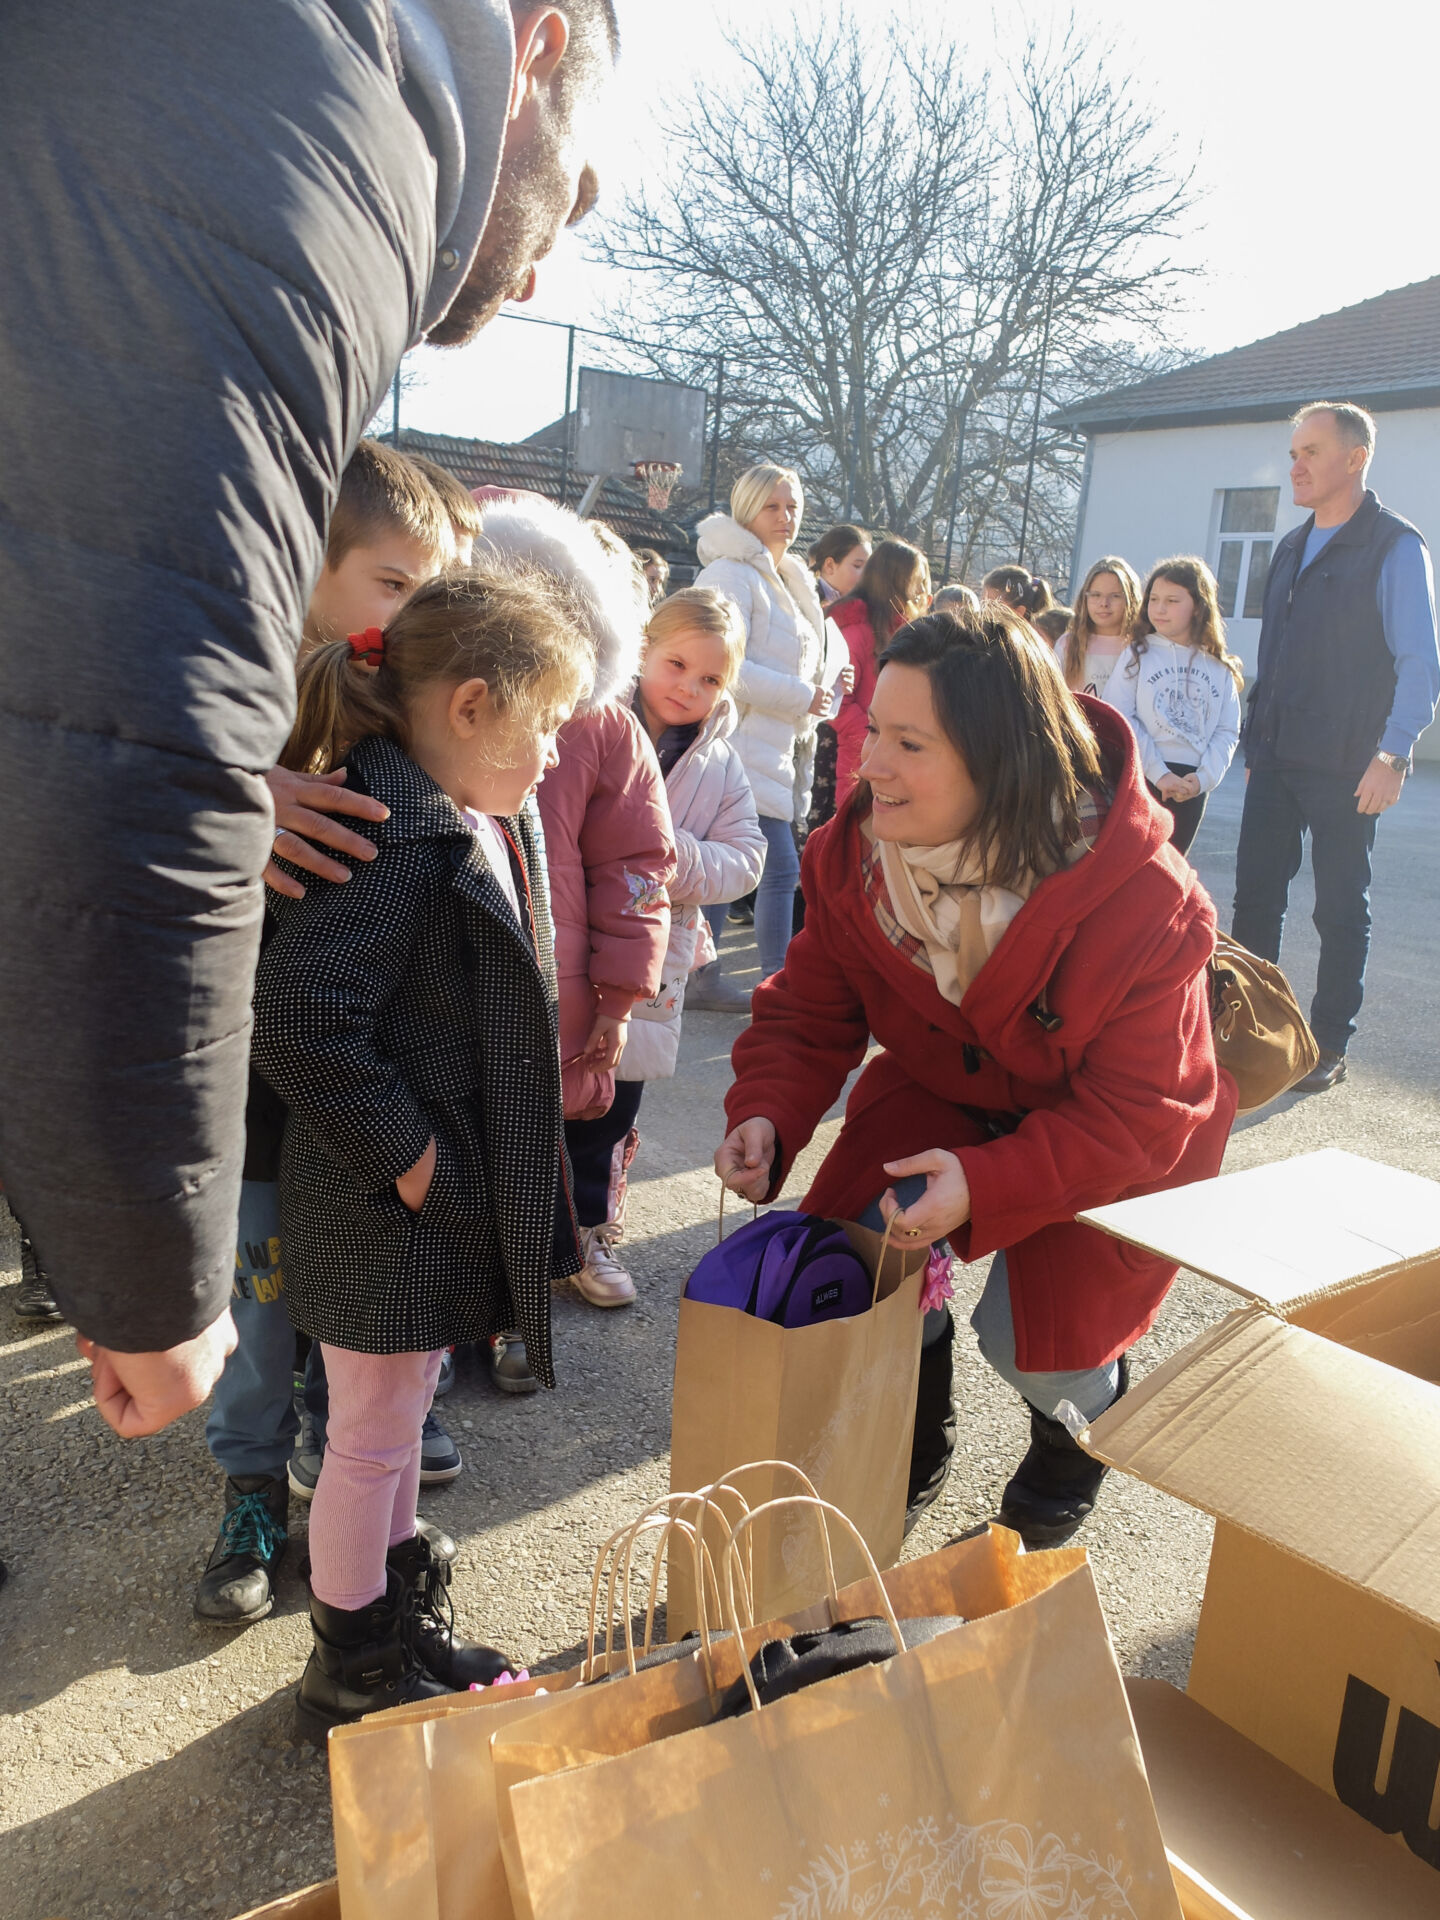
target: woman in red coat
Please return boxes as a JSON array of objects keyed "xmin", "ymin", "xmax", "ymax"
[
  {"xmin": 828, "ymin": 538, "xmax": 933, "ymax": 804},
  {"xmin": 716, "ymin": 604, "xmax": 1235, "ymax": 1546}
]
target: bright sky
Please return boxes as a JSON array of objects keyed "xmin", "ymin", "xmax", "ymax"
[{"xmin": 396, "ymin": 0, "xmax": 1440, "ymax": 448}]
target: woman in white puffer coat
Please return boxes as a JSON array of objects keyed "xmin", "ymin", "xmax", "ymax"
[{"xmin": 694, "ymin": 464, "xmax": 850, "ymax": 981}]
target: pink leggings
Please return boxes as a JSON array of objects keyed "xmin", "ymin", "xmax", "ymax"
[{"xmin": 308, "ymin": 1345, "xmax": 444, "ymax": 1610}]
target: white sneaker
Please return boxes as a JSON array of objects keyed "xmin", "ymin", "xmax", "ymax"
[{"xmin": 575, "ymin": 1224, "xmax": 636, "ymax": 1307}]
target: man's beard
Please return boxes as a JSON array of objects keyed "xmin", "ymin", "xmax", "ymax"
[{"xmin": 426, "ymin": 132, "xmax": 575, "ymax": 348}]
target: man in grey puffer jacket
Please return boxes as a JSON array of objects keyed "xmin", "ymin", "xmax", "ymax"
[{"xmin": 0, "ymin": 0, "xmax": 616, "ymax": 1437}]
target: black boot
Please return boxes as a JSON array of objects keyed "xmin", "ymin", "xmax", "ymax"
[
  {"xmin": 997, "ymin": 1357, "xmax": 1130, "ymax": 1549},
  {"xmin": 14, "ymin": 1230, "xmax": 64, "ymax": 1324},
  {"xmin": 194, "ymin": 1474, "xmax": 289, "ymax": 1625},
  {"xmin": 904, "ymin": 1313, "xmax": 957, "ymax": 1537},
  {"xmin": 296, "ymin": 1572, "xmax": 453, "ymax": 1739},
  {"xmin": 387, "ymin": 1530, "xmax": 517, "ymax": 1688}
]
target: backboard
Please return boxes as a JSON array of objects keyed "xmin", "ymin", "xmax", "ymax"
[{"xmin": 574, "ymin": 367, "xmax": 708, "ymax": 481}]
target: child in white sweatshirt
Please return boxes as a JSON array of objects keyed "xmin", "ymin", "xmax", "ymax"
[{"xmin": 1104, "ymin": 556, "xmax": 1244, "ymax": 857}]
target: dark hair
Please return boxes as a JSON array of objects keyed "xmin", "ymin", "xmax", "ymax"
[
  {"xmin": 1034, "ymin": 606, "xmax": 1072, "ymax": 644},
  {"xmin": 281, "ymin": 566, "xmax": 592, "ymax": 777},
  {"xmin": 835, "ymin": 538, "xmax": 930, "ymax": 654},
  {"xmin": 1132, "ymin": 555, "xmax": 1245, "ymax": 691},
  {"xmin": 808, "ymin": 524, "xmax": 869, "ymax": 572},
  {"xmin": 326, "ymin": 440, "xmax": 454, "ymax": 569},
  {"xmin": 873, "ymin": 605, "xmax": 1105, "ymax": 888},
  {"xmin": 983, "ymin": 565, "xmax": 1055, "ymax": 618}
]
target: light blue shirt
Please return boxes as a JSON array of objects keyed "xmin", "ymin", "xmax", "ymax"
[{"xmin": 1299, "ymin": 522, "xmax": 1440, "ymax": 758}]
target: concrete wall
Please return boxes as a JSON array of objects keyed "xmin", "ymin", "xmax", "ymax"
[{"xmin": 1072, "ymin": 407, "xmax": 1440, "ymax": 759}]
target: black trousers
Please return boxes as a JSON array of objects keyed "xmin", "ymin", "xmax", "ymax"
[
  {"xmin": 564, "ymin": 1080, "xmax": 645, "ymax": 1229},
  {"xmin": 1232, "ymin": 765, "xmax": 1379, "ymax": 1054},
  {"xmin": 1147, "ymin": 760, "xmax": 1206, "ymax": 857}
]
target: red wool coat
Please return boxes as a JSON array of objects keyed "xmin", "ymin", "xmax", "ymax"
[{"xmin": 725, "ymin": 699, "xmax": 1236, "ymax": 1371}]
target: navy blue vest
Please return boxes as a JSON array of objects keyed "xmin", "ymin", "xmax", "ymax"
[{"xmin": 1248, "ymin": 490, "xmax": 1416, "ymax": 776}]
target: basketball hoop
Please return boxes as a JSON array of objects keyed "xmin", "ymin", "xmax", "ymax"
[{"xmin": 633, "ymin": 460, "xmax": 683, "ymax": 512}]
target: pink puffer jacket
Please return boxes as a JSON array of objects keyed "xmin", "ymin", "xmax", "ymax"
[
  {"xmin": 473, "ymin": 495, "xmax": 677, "ymax": 1121},
  {"xmin": 538, "ymin": 704, "xmax": 675, "ymax": 1119}
]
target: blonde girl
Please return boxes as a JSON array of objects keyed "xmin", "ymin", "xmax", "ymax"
[
  {"xmin": 253, "ymin": 569, "xmax": 591, "ymax": 1735},
  {"xmin": 570, "ymin": 589, "xmax": 766, "ymax": 1302},
  {"xmin": 1105, "ymin": 556, "xmax": 1244, "ymax": 857},
  {"xmin": 1060, "ymin": 556, "xmax": 1144, "ymax": 695}
]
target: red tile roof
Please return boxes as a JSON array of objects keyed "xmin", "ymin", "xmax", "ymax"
[
  {"xmin": 393, "ymin": 428, "xmax": 694, "ymax": 553},
  {"xmin": 1054, "ymin": 275, "xmax": 1440, "ymax": 434}
]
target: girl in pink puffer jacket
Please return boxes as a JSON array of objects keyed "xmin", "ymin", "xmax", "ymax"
[{"xmin": 474, "ymin": 500, "xmax": 675, "ymax": 1325}]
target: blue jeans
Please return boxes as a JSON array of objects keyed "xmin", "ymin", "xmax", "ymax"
[
  {"xmin": 705, "ymin": 814, "xmax": 792, "ymax": 975},
  {"xmin": 206, "ymin": 1181, "xmax": 326, "ymax": 1480},
  {"xmin": 1232, "ymin": 765, "xmax": 1379, "ymax": 1054},
  {"xmin": 860, "ymin": 1175, "xmax": 1120, "ymax": 1421},
  {"xmin": 753, "ymin": 814, "xmax": 799, "ymax": 978}
]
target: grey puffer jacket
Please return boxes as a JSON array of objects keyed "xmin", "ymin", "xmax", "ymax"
[{"xmin": 0, "ymin": 0, "xmax": 514, "ymax": 1350}]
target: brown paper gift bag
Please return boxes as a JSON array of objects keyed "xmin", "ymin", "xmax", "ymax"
[
  {"xmin": 328, "ymin": 1494, "xmax": 755, "ymax": 1920},
  {"xmin": 668, "ymin": 1206, "xmax": 927, "ymax": 1633},
  {"xmin": 498, "ymin": 1501, "xmax": 1180, "ymax": 1920}
]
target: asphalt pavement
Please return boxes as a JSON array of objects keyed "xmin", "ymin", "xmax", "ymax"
[{"xmin": 2, "ymin": 762, "xmax": 1437, "ymax": 1918}]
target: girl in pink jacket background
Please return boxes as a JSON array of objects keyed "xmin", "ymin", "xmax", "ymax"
[{"xmin": 474, "ymin": 500, "xmax": 675, "ymax": 1333}]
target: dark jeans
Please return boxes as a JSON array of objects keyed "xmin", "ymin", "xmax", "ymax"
[
  {"xmin": 1147, "ymin": 760, "xmax": 1206, "ymax": 857},
  {"xmin": 1232, "ymin": 765, "xmax": 1379, "ymax": 1054},
  {"xmin": 565, "ymin": 1079, "xmax": 645, "ymax": 1229}
]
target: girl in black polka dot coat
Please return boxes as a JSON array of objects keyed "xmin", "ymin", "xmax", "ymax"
[{"xmin": 251, "ymin": 570, "xmax": 592, "ymax": 1730}]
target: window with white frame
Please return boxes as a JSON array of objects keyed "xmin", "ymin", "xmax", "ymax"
[{"xmin": 1213, "ymin": 487, "xmax": 1280, "ymax": 620}]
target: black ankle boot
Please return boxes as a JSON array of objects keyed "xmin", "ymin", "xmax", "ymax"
[
  {"xmin": 997, "ymin": 1357, "xmax": 1130, "ymax": 1549},
  {"xmin": 296, "ymin": 1572, "xmax": 453, "ymax": 1739},
  {"xmin": 387, "ymin": 1531, "xmax": 517, "ymax": 1688},
  {"xmin": 14, "ymin": 1230, "xmax": 64, "ymax": 1324},
  {"xmin": 194, "ymin": 1474, "xmax": 289, "ymax": 1625},
  {"xmin": 904, "ymin": 1313, "xmax": 957, "ymax": 1537}
]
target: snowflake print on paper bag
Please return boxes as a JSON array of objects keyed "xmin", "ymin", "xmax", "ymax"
[{"xmin": 771, "ymin": 1815, "xmax": 1139, "ymax": 1920}]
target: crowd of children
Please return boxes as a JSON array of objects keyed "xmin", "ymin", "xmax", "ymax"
[{"xmin": 6, "ymin": 431, "xmax": 1246, "ymax": 1729}]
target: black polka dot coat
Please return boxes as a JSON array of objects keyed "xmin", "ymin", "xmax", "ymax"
[{"xmin": 251, "ymin": 735, "xmax": 582, "ymax": 1383}]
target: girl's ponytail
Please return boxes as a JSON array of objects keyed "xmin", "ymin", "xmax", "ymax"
[{"xmin": 280, "ymin": 635, "xmax": 403, "ymax": 775}]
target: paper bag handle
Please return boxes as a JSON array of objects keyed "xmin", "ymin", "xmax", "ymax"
[
  {"xmin": 584, "ymin": 1499, "xmax": 733, "ymax": 1682},
  {"xmin": 716, "ymin": 1180, "xmax": 759, "ymax": 1245},
  {"xmin": 720, "ymin": 1496, "xmax": 905, "ymax": 1716}
]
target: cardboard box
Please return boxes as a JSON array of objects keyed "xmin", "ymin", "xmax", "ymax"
[{"xmin": 1081, "ymin": 1149, "xmax": 1440, "ymax": 1908}]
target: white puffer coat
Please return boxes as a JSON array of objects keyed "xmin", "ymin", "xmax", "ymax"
[
  {"xmin": 617, "ymin": 689, "xmax": 766, "ymax": 1082},
  {"xmin": 694, "ymin": 514, "xmax": 843, "ymax": 823}
]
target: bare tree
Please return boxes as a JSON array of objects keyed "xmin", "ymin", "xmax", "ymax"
[{"xmin": 594, "ymin": 12, "xmax": 1197, "ymax": 576}]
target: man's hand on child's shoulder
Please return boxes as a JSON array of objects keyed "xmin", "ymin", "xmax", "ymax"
[{"xmin": 265, "ymin": 765, "xmax": 390, "ymax": 898}]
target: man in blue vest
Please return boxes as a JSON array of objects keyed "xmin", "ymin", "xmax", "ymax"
[{"xmin": 1233, "ymin": 402, "xmax": 1439, "ymax": 1090}]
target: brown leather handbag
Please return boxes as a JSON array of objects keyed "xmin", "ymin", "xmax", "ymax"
[{"xmin": 1208, "ymin": 932, "xmax": 1320, "ymax": 1114}]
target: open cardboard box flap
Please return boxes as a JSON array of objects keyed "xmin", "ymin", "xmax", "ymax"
[
  {"xmin": 1080, "ymin": 1148, "xmax": 1440, "ymax": 1313},
  {"xmin": 1084, "ymin": 1303, "xmax": 1440, "ymax": 1630}
]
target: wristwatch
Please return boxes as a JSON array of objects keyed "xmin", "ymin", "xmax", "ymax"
[{"xmin": 1375, "ymin": 751, "xmax": 1411, "ymax": 775}]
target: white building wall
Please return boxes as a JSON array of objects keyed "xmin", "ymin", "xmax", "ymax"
[{"xmin": 1072, "ymin": 407, "xmax": 1440, "ymax": 759}]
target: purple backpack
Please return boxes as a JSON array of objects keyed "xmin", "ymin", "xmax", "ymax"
[{"xmin": 684, "ymin": 1211, "xmax": 875, "ymax": 1328}]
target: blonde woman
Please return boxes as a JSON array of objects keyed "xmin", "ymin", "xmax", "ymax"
[
  {"xmin": 694, "ymin": 464, "xmax": 849, "ymax": 977},
  {"xmin": 1059, "ymin": 557, "xmax": 1144, "ymax": 697}
]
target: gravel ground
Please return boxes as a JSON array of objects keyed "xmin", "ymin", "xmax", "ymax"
[{"xmin": 3, "ymin": 764, "xmax": 1438, "ymax": 1919}]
